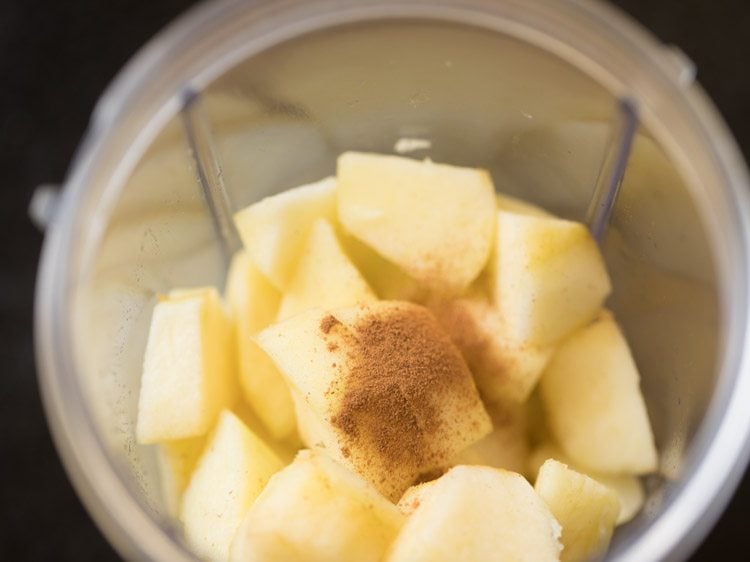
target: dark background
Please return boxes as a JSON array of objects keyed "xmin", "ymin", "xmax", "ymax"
[{"xmin": 1, "ymin": 0, "xmax": 748, "ymax": 560}]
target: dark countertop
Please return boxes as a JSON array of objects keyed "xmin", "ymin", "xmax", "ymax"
[{"xmin": 0, "ymin": 0, "xmax": 748, "ymax": 560}]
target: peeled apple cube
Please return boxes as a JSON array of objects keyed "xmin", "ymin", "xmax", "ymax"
[
  {"xmin": 256, "ymin": 301, "xmax": 491, "ymax": 500},
  {"xmin": 540, "ymin": 313, "xmax": 658, "ymax": 474},
  {"xmin": 491, "ymin": 211, "xmax": 611, "ymax": 346},
  {"xmin": 181, "ymin": 410, "xmax": 283, "ymax": 562},
  {"xmin": 535, "ymin": 459, "xmax": 619, "ymax": 562},
  {"xmin": 277, "ymin": 218, "xmax": 377, "ymax": 321},
  {"xmin": 155, "ymin": 436, "xmax": 206, "ymax": 517},
  {"xmin": 386, "ymin": 466, "xmax": 562, "ymax": 562},
  {"xmin": 337, "ymin": 152, "xmax": 496, "ymax": 294},
  {"xmin": 225, "ymin": 252, "xmax": 296, "ymax": 440},
  {"xmin": 136, "ymin": 287, "xmax": 236, "ymax": 444},
  {"xmin": 430, "ymin": 292, "xmax": 553, "ymax": 403},
  {"xmin": 528, "ymin": 442, "xmax": 645, "ymax": 525},
  {"xmin": 233, "ymin": 176, "xmax": 336, "ymax": 289},
  {"xmin": 230, "ymin": 450, "xmax": 404, "ymax": 562}
]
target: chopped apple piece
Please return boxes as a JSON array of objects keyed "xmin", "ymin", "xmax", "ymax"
[
  {"xmin": 225, "ymin": 251, "xmax": 296, "ymax": 440},
  {"xmin": 137, "ymin": 287, "xmax": 235, "ymax": 443},
  {"xmin": 277, "ymin": 218, "xmax": 376, "ymax": 320},
  {"xmin": 338, "ymin": 152, "xmax": 496, "ymax": 294},
  {"xmin": 528, "ymin": 442, "xmax": 645, "ymax": 526},
  {"xmin": 430, "ymin": 292, "xmax": 553, "ymax": 403},
  {"xmin": 181, "ymin": 410, "xmax": 283, "ymax": 562},
  {"xmin": 230, "ymin": 450, "xmax": 404, "ymax": 562},
  {"xmin": 496, "ymin": 192, "xmax": 552, "ymax": 218},
  {"xmin": 540, "ymin": 313, "xmax": 658, "ymax": 474},
  {"xmin": 387, "ymin": 466, "xmax": 561, "ymax": 562},
  {"xmin": 155, "ymin": 436, "xmax": 206, "ymax": 517},
  {"xmin": 233, "ymin": 176, "xmax": 336, "ymax": 289},
  {"xmin": 535, "ymin": 459, "xmax": 619, "ymax": 562},
  {"xmin": 256, "ymin": 301, "xmax": 491, "ymax": 500},
  {"xmin": 491, "ymin": 211, "xmax": 611, "ymax": 346},
  {"xmin": 450, "ymin": 399, "xmax": 529, "ymax": 475}
]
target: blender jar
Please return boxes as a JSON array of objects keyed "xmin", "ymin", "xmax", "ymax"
[{"xmin": 35, "ymin": 0, "xmax": 750, "ymax": 560}]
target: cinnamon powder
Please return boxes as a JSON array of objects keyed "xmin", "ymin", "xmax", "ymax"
[
  {"xmin": 320, "ymin": 314, "xmax": 340, "ymax": 334},
  {"xmin": 327, "ymin": 303, "xmax": 474, "ymax": 470}
]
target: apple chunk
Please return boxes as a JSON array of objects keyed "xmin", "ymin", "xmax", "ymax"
[
  {"xmin": 181, "ymin": 410, "xmax": 283, "ymax": 562},
  {"xmin": 337, "ymin": 152, "xmax": 496, "ymax": 294},
  {"xmin": 387, "ymin": 466, "xmax": 561, "ymax": 562},
  {"xmin": 540, "ymin": 312, "xmax": 658, "ymax": 474},
  {"xmin": 233, "ymin": 176, "xmax": 336, "ymax": 289},
  {"xmin": 230, "ymin": 450, "xmax": 404, "ymax": 562},
  {"xmin": 137, "ymin": 287, "xmax": 235, "ymax": 443},
  {"xmin": 277, "ymin": 218, "xmax": 376, "ymax": 320},
  {"xmin": 225, "ymin": 251, "xmax": 296, "ymax": 440},
  {"xmin": 491, "ymin": 211, "xmax": 611, "ymax": 346},
  {"xmin": 256, "ymin": 301, "xmax": 491, "ymax": 500},
  {"xmin": 529, "ymin": 442, "xmax": 645, "ymax": 525},
  {"xmin": 535, "ymin": 459, "xmax": 619, "ymax": 562}
]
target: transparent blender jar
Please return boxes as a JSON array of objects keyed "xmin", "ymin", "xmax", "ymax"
[{"xmin": 35, "ymin": 1, "xmax": 750, "ymax": 560}]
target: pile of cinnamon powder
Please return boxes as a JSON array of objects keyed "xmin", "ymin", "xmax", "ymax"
[{"xmin": 325, "ymin": 303, "xmax": 479, "ymax": 477}]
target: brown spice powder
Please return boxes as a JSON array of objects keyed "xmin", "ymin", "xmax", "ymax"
[
  {"xmin": 329, "ymin": 303, "xmax": 473, "ymax": 471},
  {"xmin": 320, "ymin": 314, "xmax": 340, "ymax": 334}
]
